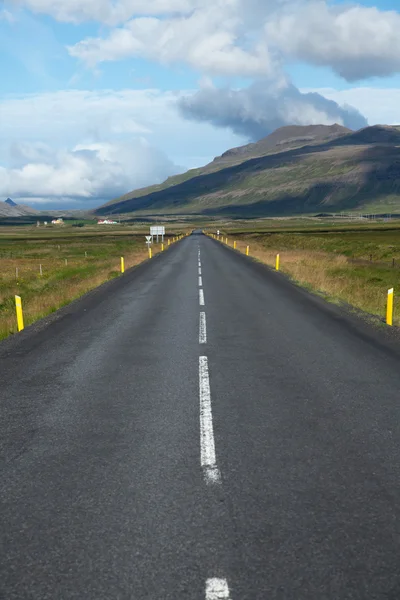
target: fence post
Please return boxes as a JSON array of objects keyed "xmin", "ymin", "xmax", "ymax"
[
  {"xmin": 387, "ymin": 288, "xmax": 394, "ymax": 326},
  {"xmin": 15, "ymin": 295, "xmax": 24, "ymax": 332},
  {"xmin": 39, "ymin": 264, "xmax": 43, "ymax": 276}
]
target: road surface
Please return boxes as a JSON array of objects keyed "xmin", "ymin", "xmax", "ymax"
[{"xmin": 2, "ymin": 231, "xmax": 400, "ymax": 599}]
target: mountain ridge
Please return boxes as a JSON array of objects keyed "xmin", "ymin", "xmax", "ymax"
[{"xmin": 95, "ymin": 124, "xmax": 400, "ymax": 217}]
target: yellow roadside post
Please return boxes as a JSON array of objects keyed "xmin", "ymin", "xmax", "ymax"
[
  {"xmin": 161, "ymin": 243, "xmax": 164, "ymax": 251},
  {"xmin": 168, "ymin": 239, "xmax": 170, "ymax": 246},
  {"xmin": 276, "ymin": 254, "xmax": 280, "ymax": 271},
  {"xmin": 15, "ymin": 295, "xmax": 24, "ymax": 332},
  {"xmin": 246, "ymin": 246, "xmax": 249, "ymax": 256},
  {"xmin": 149, "ymin": 247, "xmax": 152, "ymax": 259},
  {"xmin": 387, "ymin": 288, "xmax": 394, "ymax": 326},
  {"xmin": 233, "ymin": 241, "xmax": 237, "ymax": 249},
  {"xmin": 120, "ymin": 257, "xmax": 125, "ymax": 273},
  {"xmin": 225, "ymin": 237, "xmax": 228, "ymax": 244}
]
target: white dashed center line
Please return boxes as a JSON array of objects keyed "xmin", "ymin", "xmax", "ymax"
[
  {"xmin": 199, "ymin": 356, "xmax": 220, "ymax": 484},
  {"xmin": 206, "ymin": 578, "xmax": 231, "ymax": 599},
  {"xmin": 197, "ymin": 244, "xmax": 230, "ymax": 596},
  {"xmin": 199, "ymin": 312, "xmax": 207, "ymax": 344}
]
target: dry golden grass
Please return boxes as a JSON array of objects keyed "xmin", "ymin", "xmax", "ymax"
[{"xmin": 228, "ymin": 237, "xmax": 394, "ymax": 325}]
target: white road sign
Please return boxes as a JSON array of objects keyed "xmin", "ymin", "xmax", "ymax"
[
  {"xmin": 145, "ymin": 235, "xmax": 152, "ymax": 245},
  {"xmin": 150, "ymin": 225, "xmax": 165, "ymax": 242},
  {"xmin": 150, "ymin": 226, "xmax": 165, "ymax": 236}
]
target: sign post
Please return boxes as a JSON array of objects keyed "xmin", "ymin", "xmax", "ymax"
[{"xmin": 150, "ymin": 226, "xmax": 165, "ymax": 243}]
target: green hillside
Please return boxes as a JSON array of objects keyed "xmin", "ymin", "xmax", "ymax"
[{"xmin": 95, "ymin": 124, "xmax": 400, "ymax": 217}]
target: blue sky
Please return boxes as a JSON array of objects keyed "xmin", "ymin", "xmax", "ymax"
[{"xmin": 1, "ymin": 0, "xmax": 400, "ymax": 208}]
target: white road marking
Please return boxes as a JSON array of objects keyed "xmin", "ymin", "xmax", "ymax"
[
  {"xmin": 199, "ymin": 289, "xmax": 205, "ymax": 306},
  {"xmin": 206, "ymin": 578, "xmax": 231, "ymax": 599},
  {"xmin": 199, "ymin": 312, "xmax": 207, "ymax": 344},
  {"xmin": 199, "ymin": 276, "xmax": 203, "ymax": 287},
  {"xmin": 199, "ymin": 357, "xmax": 220, "ymax": 484},
  {"xmin": 198, "ymin": 267, "xmax": 202, "ymax": 275}
]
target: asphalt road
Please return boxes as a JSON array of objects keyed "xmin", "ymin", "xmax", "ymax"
[{"xmin": 2, "ymin": 231, "xmax": 400, "ymax": 599}]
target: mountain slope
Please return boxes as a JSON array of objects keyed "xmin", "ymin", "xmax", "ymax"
[
  {"xmin": 0, "ymin": 200, "xmax": 40, "ymax": 217},
  {"xmin": 98, "ymin": 124, "xmax": 350, "ymax": 213},
  {"xmin": 210, "ymin": 124, "xmax": 351, "ymax": 168},
  {"xmin": 95, "ymin": 124, "xmax": 400, "ymax": 217}
]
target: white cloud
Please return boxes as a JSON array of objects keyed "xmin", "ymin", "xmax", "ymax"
[
  {"xmin": 0, "ymin": 140, "xmax": 180, "ymax": 206},
  {"xmin": 1, "ymin": 140, "xmax": 177, "ymax": 203},
  {"xmin": 7, "ymin": 0, "xmax": 203, "ymax": 25},
  {"xmin": 0, "ymin": 88, "xmax": 244, "ymax": 157},
  {"xmin": 267, "ymin": 2, "xmax": 400, "ymax": 81},
  {"xmin": 179, "ymin": 79, "xmax": 367, "ymax": 140},
  {"xmin": 68, "ymin": 3, "xmax": 275, "ymax": 76},
  {"xmin": 63, "ymin": 0, "xmax": 400, "ymax": 81},
  {"xmin": 0, "ymin": 89, "xmax": 245, "ymax": 206},
  {"xmin": 302, "ymin": 87, "xmax": 400, "ymax": 127},
  {"xmin": 10, "ymin": 0, "xmax": 400, "ymax": 82}
]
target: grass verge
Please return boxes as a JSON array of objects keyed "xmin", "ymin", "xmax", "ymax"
[
  {"xmin": 216, "ymin": 228, "xmax": 400, "ymax": 325},
  {"xmin": 0, "ymin": 232, "xmax": 170, "ymax": 340}
]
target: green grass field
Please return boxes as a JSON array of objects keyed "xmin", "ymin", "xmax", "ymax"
[{"xmin": 0, "ymin": 224, "xmax": 184, "ymax": 340}]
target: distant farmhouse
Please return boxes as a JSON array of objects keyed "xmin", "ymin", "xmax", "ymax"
[{"xmin": 98, "ymin": 219, "xmax": 118, "ymax": 225}]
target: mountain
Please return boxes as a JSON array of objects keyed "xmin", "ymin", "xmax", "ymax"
[
  {"xmin": 0, "ymin": 199, "xmax": 40, "ymax": 217},
  {"xmin": 210, "ymin": 124, "xmax": 351, "ymax": 168},
  {"xmin": 95, "ymin": 124, "xmax": 400, "ymax": 217}
]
